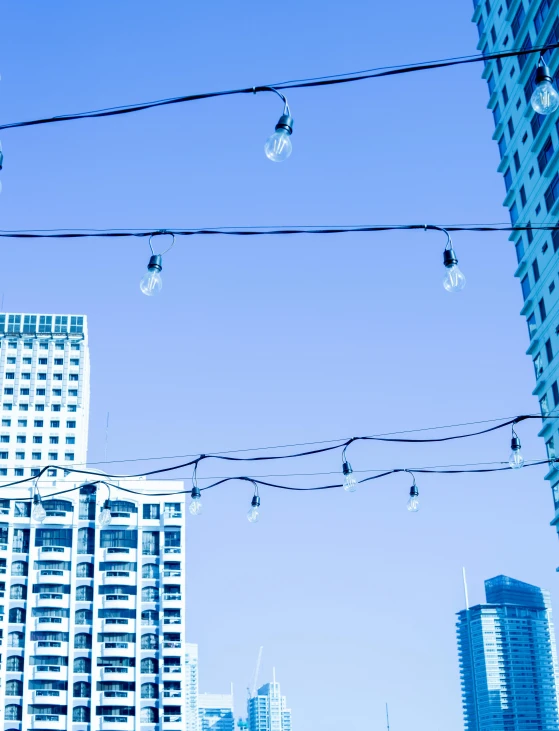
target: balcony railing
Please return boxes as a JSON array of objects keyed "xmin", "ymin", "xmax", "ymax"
[
  {"xmin": 0, "ymin": 567, "xmax": 6, "ymax": 574},
  {"xmin": 38, "ymin": 641, "xmax": 61, "ymax": 647},
  {"xmin": 106, "ymin": 595, "xmax": 129, "ymax": 601},
  {"xmin": 40, "ymin": 569, "xmax": 63, "ymax": 576},
  {"xmin": 163, "ymin": 690, "xmax": 182, "ymax": 698},
  {"xmin": 164, "ymin": 511, "xmax": 182, "ymax": 519},
  {"xmin": 35, "ymin": 690, "xmax": 60, "ymax": 697},
  {"xmin": 104, "ymin": 667, "xmax": 128, "ymax": 674},
  {"xmin": 105, "ymin": 642, "xmax": 128, "ymax": 648},
  {"xmin": 103, "ymin": 717, "xmax": 128, "ymax": 723},
  {"xmin": 105, "ymin": 691, "xmax": 128, "ymax": 698},
  {"xmin": 163, "ymin": 570, "xmax": 181, "ymax": 577},
  {"xmin": 107, "ymin": 547, "xmax": 130, "ymax": 554},
  {"xmin": 163, "ymin": 667, "xmax": 181, "ymax": 674},
  {"xmin": 107, "ymin": 571, "xmax": 130, "ymax": 577},
  {"xmin": 40, "ymin": 593, "xmax": 63, "ymax": 600},
  {"xmin": 35, "ymin": 715, "xmax": 60, "ymax": 721},
  {"xmin": 36, "ymin": 665, "xmax": 61, "ymax": 672},
  {"xmin": 38, "ymin": 617, "xmax": 62, "ymax": 624},
  {"xmin": 163, "ymin": 642, "xmax": 181, "ymax": 648},
  {"xmin": 163, "ymin": 618, "xmax": 181, "ymax": 625},
  {"xmin": 164, "ymin": 547, "xmax": 181, "ymax": 554},
  {"xmin": 41, "ymin": 547, "xmax": 65, "ymax": 553},
  {"xmin": 163, "ymin": 594, "xmax": 181, "ymax": 601},
  {"xmin": 164, "ymin": 715, "xmax": 182, "ymax": 723}
]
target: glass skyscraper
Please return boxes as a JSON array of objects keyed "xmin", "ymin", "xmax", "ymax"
[
  {"xmin": 247, "ymin": 674, "xmax": 292, "ymax": 731},
  {"xmin": 457, "ymin": 575, "xmax": 559, "ymax": 729},
  {"xmin": 472, "ymin": 0, "xmax": 559, "ymax": 527}
]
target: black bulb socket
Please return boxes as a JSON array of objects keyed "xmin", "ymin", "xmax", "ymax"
[
  {"xmin": 443, "ymin": 247, "xmax": 458, "ymax": 268},
  {"xmin": 275, "ymin": 114, "xmax": 294, "ymax": 135},
  {"xmin": 33, "ymin": 494, "xmax": 41, "ymax": 506},
  {"xmin": 251, "ymin": 495, "xmax": 261, "ymax": 508},
  {"xmin": 147, "ymin": 254, "xmax": 162, "ymax": 272},
  {"xmin": 191, "ymin": 486, "xmax": 201, "ymax": 500},
  {"xmin": 511, "ymin": 436, "xmax": 521, "ymax": 451},
  {"xmin": 409, "ymin": 484, "xmax": 419, "ymax": 498},
  {"xmin": 342, "ymin": 460, "xmax": 353, "ymax": 476},
  {"xmin": 536, "ymin": 62, "xmax": 553, "ymax": 86},
  {"xmin": 103, "ymin": 499, "xmax": 110, "ymax": 510}
]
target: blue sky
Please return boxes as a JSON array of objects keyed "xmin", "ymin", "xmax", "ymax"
[{"xmin": 1, "ymin": 0, "xmax": 557, "ymax": 729}]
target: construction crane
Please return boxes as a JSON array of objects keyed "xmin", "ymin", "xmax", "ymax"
[{"xmin": 247, "ymin": 646, "xmax": 264, "ymax": 698}]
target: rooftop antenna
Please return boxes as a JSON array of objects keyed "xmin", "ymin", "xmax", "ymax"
[
  {"xmin": 104, "ymin": 412, "xmax": 110, "ymax": 462},
  {"xmin": 386, "ymin": 703, "xmax": 390, "ymax": 731},
  {"xmin": 463, "ymin": 566, "xmax": 470, "ymax": 610}
]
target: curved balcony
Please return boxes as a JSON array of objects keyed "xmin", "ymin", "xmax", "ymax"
[
  {"xmin": 39, "ymin": 546, "xmax": 71, "ymax": 561},
  {"xmin": 163, "ymin": 512, "xmax": 183, "ymax": 527},
  {"xmin": 101, "ymin": 691, "xmax": 135, "ymax": 705},
  {"xmin": 162, "ymin": 666, "xmax": 182, "ymax": 675},
  {"xmin": 32, "ymin": 689, "xmax": 67, "ymax": 705},
  {"xmin": 103, "ymin": 548, "xmax": 137, "ymax": 562},
  {"xmin": 32, "ymin": 569, "xmax": 70, "ymax": 584},
  {"xmin": 34, "ymin": 640, "xmax": 69, "ymax": 656},
  {"xmin": 101, "ymin": 617, "xmax": 134, "ymax": 632},
  {"xmin": 102, "ymin": 595, "xmax": 135, "ymax": 610},
  {"xmin": 163, "ymin": 715, "xmax": 183, "ymax": 730},
  {"xmin": 102, "ymin": 642, "xmax": 135, "ymax": 658},
  {"xmin": 34, "ymin": 593, "xmax": 70, "ymax": 609},
  {"xmin": 30, "ymin": 715, "xmax": 66, "ymax": 730},
  {"xmin": 33, "ymin": 665, "xmax": 68, "ymax": 680},
  {"xmin": 103, "ymin": 572, "xmax": 136, "ymax": 586},
  {"xmin": 99, "ymin": 716, "xmax": 134, "ymax": 730},
  {"xmin": 42, "ymin": 513, "xmax": 73, "ymax": 526},
  {"xmin": 34, "ymin": 617, "xmax": 69, "ymax": 632},
  {"xmin": 100, "ymin": 666, "xmax": 133, "ymax": 681},
  {"xmin": 163, "ymin": 616, "xmax": 183, "ymax": 628},
  {"xmin": 106, "ymin": 514, "xmax": 136, "ymax": 527}
]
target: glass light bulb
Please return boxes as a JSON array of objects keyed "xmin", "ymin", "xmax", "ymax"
[
  {"xmin": 32, "ymin": 501, "xmax": 46, "ymax": 522},
  {"xmin": 531, "ymin": 81, "xmax": 559, "ymax": 115},
  {"xmin": 509, "ymin": 448, "xmax": 524, "ymax": 469},
  {"xmin": 247, "ymin": 506, "xmax": 260, "ymax": 523},
  {"xmin": 407, "ymin": 495, "xmax": 420, "ymax": 512},
  {"xmin": 189, "ymin": 497, "xmax": 203, "ymax": 516},
  {"xmin": 98, "ymin": 508, "xmax": 112, "ymax": 526},
  {"xmin": 140, "ymin": 268, "xmax": 163, "ymax": 296},
  {"xmin": 264, "ymin": 130, "xmax": 292, "ymax": 162},
  {"xmin": 343, "ymin": 474, "xmax": 357, "ymax": 493},
  {"xmin": 443, "ymin": 264, "xmax": 466, "ymax": 292}
]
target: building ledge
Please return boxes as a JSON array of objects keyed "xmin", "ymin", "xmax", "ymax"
[
  {"xmin": 533, "ymin": 378, "xmax": 547, "ymax": 397},
  {"xmin": 526, "ymin": 337, "xmax": 540, "ymax": 356},
  {"xmin": 520, "ymin": 297, "xmax": 534, "ymax": 316}
]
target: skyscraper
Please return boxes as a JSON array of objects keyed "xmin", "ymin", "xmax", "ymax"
[
  {"xmin": 472, "ymin": 1, "xmax": 559, "ymax": 529},
  {"xmin": 0, "ymin": 476, "xmax": 192, "ymax": 731},
  {"xmin": 248, "ymin": 673, "xmax": 292, "ymax": 731},
  {"xmin": 0, "ymin": 313, "xmax": 90, "ymax": 480},
  {"xmin": 457, "ymin": 575, "xmax": 559, "ymax": 729},
  {"xmin": 199, "ymin": 691, "xmax": 235, "ymax": 731}
]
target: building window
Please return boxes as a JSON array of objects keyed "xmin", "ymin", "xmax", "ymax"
[
  {"xmin": 539, "ymin": 137, "xmax": 554, "ymax": 174},
  {"xmin": 535, "ymin": 0, "xmax": 552, "ymax": 32},
  {"xmin": 143, "ymin": 504, "xmax": 160, "ymax": 520},
  {"xmin": 498, "ymin": 134, "xmax": 506, "ymax": 158},
  {"xmin": 520, "ymin": 185, "xmax": 527, "ymax": 207},
  {"xmin": 66, "ymin": 421, "xmax": 76, "ymax": 429},
  {"xmin": 545, "ymin": 173, "xmax": 559, "ymax": 212},
  {"xmin": 546, "ymin": 338, "xmax": 554, "ymax": 363},
  {"xmin": 66, "ymin": 437, "xmax": 75, "ymax": 445},
  {"xmin": 502, "ymin": 85, "xmax": 509, "ymax": 105},
  {"xmin": 50, "ymin": 421, "xmax": 60, "ymax": 428},
  {"xmin": 539, "ymin": 297, "xmax": 547, "ymax": 321},
  {"xmin": 508, "ymin": 117, "xmax": 515, "ymax": 139},
  {"xmin": 513, "ymin": 150, "xmax": 520, "ymax": 172},
  {"xmin": 521, "ymin": 274, "xmax": 531, "ymax": 300},
  {"xmin": 511, "ymin": 3, "xmax": 526, "ymax": 37},
  {"xmin": 510, "ymin": 202, "xmax": 518, "ymax": 224},
  {"xmin": 533, "ymin": 258, "xmax": 540, "ymax": 282},
  {"xmin": 504, "ymin": 167, "xmax": 513, "ymax": 191},
  {"xmin": 493, "ymin": 103, "xmax": 501, "ymax": 125},
  {"xmin": 142, "ymin": 532, "xmax": 160, "ymax": 556},
  {"xmin": 34, "ymin": 420, "xmax": 43, "ymax": 428}
]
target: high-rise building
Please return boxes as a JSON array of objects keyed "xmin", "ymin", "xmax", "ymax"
[
  {"xmin": 472, "ymin": 1, "xmax": 559, "ymax": 531},
  {"xmin": 457, "ymin": 575, "xmax": 559, "ymax": 729},
  {"xmin": 0, "ymin": 313, "xmax": 90, "ymax": 480},
  {"xmin": 0, "ymin": 477, "xmax": 193, "ymax": 731},
  {"xmin": 199, "ymin": 691, "xmax": 235, "ymax": 731},
  {"xmin": 248, "ymin": 673, "xmax": 292, "ymax": 731}
]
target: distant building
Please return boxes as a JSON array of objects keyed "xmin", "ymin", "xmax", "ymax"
[
  {"xmin": 0, "ymin": 313, "xmax": 90, "ymax": 479},
  {"xmin": 199, "ymin": 691, "xmax": 235, "ymax": 731},
  {"xmin": 457, "ymin": 575, "xmax": 559, "ymax": 730},
  {"xmin": 248, "ymin": 672, "xmax": 292, "ymax": 731}
]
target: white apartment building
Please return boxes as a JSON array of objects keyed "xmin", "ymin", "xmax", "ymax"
[
  {"xmin": 248, "ymin": 674, "xmax": 291, "ymax": 731},
  {"xmin": 0, "ymin": 314, "xmax": 90, "ymax": 480},
  {"xmin": 0, "ymin": 477, "xmax": 196, "ymax": 731}
]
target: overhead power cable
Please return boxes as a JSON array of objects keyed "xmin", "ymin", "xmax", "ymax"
[
  {"xmin": 0, "ymin": 223, "xmax": 553, "ymax": 240},
  {"xmin": 0, "ymin": 41, "xmax": 556, "ymax": 132}
]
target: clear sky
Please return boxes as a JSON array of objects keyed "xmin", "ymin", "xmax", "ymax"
[{"xmin": 0, "ymin": 0, "xmax": 557, "ymax": 729}]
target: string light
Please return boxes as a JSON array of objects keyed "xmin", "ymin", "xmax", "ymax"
[
  {"xmin": 247, "ymin": 486, "xmax": 261, "ymax": 523},
  {"xmin": 341, "ymin": 445, "xmax": 357, "ymax": 493},
  {"xmin": 531, "ymin": 56, "xmax": 559, "ymax": 115},
  {"xmin": 439, "ymin": 227, "xmax": 466, "ymax": 293},
  {"xmin": 98, "ymin": 484, "xmax": 113, "ymax": 526},
  {"xmin": 508, "ymin": 425, "xmax": 524, "ymax": 469},
  {"xmin": 263, "ymin": 88, "xmax": 294, "ymax": 162},
  {"xmin": 406, "ymin": 472, "xmax": 420, "ymax": 512},
  {"xmin": 189, "ymin": 462, "xmax": 203, "ymax": 516},
  {"xmin": 140, "ymin": 233, "xmax": 175, "ymax": 297},
  {"xmin": 31, "ymin": 484, "xmax": 46, "ymax": 523}
]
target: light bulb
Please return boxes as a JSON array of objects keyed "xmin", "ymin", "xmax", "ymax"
[
  {"xmin": 264, "ymin": 114, "xmax": 293, "ymax": 162},
  {"xmin": 189, "ymin": 487, "xmax": 203, "ymax": 516},
  {"xmin": 509, "ymin": 436, "xmax": 524, "ymax": 469},
  {"xmin": 342, "ymin": 460, "xmax": 357, "ymax": 493},
  {"xmin": 32, "ymin": 495, "xmax": 46, "ymax": 523},
  {"xmin": 140, "ymin": 255, "xmax": 163, "ymax": 297},
  {"xmin": 443, "ymin": 247, "xmax": 466, "ymax": 292},
  {"xmin": 98, "ymin": 500, "xmax": 112, "ymax": 526},
  {"xmin": 531, "ymin": 62, "xmax": 559, "ymax": 114},
  {"xmin": 247, "ymin": 495, "xmax": 260, "ymax": 523},
  {"xmin": 407, "ymin": 485, "xmax": 420, "ymax": 512}
]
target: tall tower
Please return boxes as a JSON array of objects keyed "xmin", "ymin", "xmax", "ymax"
[
  {"xmin": 457, "ymin": 575, "xmax": 559, "ymax": 729},
  {"xmin": 199, "ymin": 691, "xmax": 235, "ymax": 731},
  {"xmin": 472, "ymin": 1, "xmax": 559, "ymax": 530},
  {"xmin": 248, "ymin": 673, "xmax": 292, "ymax": 731},
  {"xmin": 0, "ymin": 477, "xmax": 192, "ymax": 731},
  {"xmin": 0, "ymin": 313, "xmax": 90, "ymax": 480}
]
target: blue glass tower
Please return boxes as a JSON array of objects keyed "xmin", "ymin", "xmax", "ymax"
[
  {"xmin": 457, "ymin": 575, "xmax": 559, "ymax": 729},
  {"xmin": 473, "ymin": 0, "xmax": 559, "ymax": 528}
]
